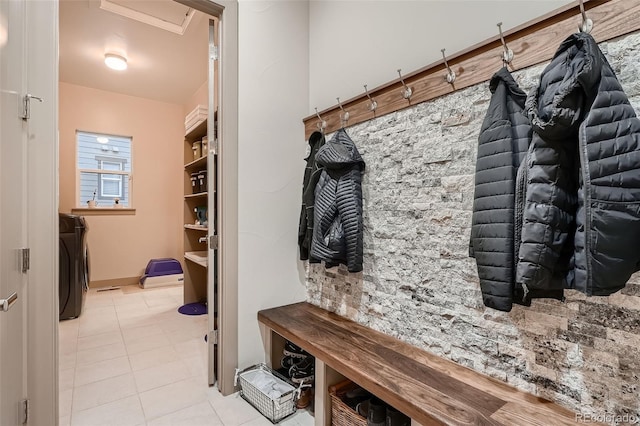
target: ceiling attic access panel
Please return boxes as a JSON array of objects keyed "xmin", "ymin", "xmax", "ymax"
[{"xmin": 100, "ymin": 0, "xmax": 196, "ymax": 35}]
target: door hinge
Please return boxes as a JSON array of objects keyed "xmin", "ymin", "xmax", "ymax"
[
  {"xmin": 21, "ymin": 248, "xmax": 30, "ymax": 273},
  {"xmin": 210, "ymin": 45, "xmax": 218, "ymax": 61},
  {"xmin": 209, "ymin": 329, "xmax": 218, "ymax": 345},
  {"xmin": 209, "ymin": 235, "xmax": 218, "ymax": 250},
  {"xmin": 20, "ymin": 399, "xmax": 29, "ymax": 424}
]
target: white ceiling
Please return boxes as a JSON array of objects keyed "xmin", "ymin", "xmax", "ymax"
[{"xmin": 60, "ymin": 0, "xmax": 210, "ymax": 105}]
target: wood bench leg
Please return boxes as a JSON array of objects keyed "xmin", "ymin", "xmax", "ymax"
[
  {"xmin": 259, "ymin": 323, "xmax": 285, "ymax": 369},
  {"xmin": 259, "ymin": 323, "xmax": 273, "ymax": 367},
  {"xmin": 314, "ymin": 359, "xmax": 346, "ymax": 426}
]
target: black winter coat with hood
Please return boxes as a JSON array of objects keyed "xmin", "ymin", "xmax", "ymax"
[
  {"xmin": 307, "ymin": 129, "xmax": 365, "ymax": 272},
  {"xmin": 298, "ymin": 131, "xmax": 325, "ymax": 260},
  {"xmin": 517, "ymin": 32, "xmax": 640, "ymax": 296},
  {"xmin": 470, "ymin": 68, "xmax": 563, "ymax": 312}
]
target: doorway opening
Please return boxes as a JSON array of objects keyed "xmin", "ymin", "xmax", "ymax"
[{"xmin": 57, "ymin": 2, "xmax": 238, "ymax": 422}]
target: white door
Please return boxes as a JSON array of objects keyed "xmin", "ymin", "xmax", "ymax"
[
  {"xmin": 207, "ymin": 18, "xmax": 218, "ymax": 387},
  {"xmin": 0, "ymin": 0, "xmax": 29, "ymax": 424}
]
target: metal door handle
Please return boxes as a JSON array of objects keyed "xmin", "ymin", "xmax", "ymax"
[
  {"xmin": 26, "ymin": 94, "xmax": 43, "ymax": 102},
  {"xmin": 0, "ymin": 292, "xmax": 17, "ymax": 312},
  {"xmin": 22, "ymin": 94, "xmax": 44, "ymax": 120}
]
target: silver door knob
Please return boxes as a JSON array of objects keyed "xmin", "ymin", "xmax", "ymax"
[{"xmin": 0, "ymin": 292, "xmax": 17, "ymax": 312}]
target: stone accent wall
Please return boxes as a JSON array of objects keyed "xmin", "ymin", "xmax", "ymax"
[{"xmin": 306, "ymin": 32, "xmax": 640, "ymax": 425}]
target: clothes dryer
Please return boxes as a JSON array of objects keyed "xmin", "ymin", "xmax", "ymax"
[{"xmin": 59, "ymin": 213, "xmax": 89, "ymax": 320}]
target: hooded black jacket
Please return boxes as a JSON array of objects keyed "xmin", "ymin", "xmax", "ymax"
[
  {"xmin": 470, "ymin": 68, "xmax": 564, "ymax": 312},
  {"xmin": 308, "ymin": 129, "xmax": 365, "ymax": 272},
  {"xmin": 517, "ymin": 32, "xmax": 640, "ymax": 296},
  {"xmin": 298, "ymin": 131, "xmax": 325, "ymax": 260}
]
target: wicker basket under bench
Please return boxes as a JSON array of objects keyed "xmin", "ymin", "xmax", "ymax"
[{"xmin": 329, "ymin": 380, "xmax": 367, "ymax": 426}]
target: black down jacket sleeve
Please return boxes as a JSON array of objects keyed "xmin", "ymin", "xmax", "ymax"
[{"xmin": 337, "ymin": 168, "xmax": 364, "ymax": 272}]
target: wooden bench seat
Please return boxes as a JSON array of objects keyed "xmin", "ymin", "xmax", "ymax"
[{"xmin": 258, "ymin": 302, "xmax": 594, "ymax": 426}]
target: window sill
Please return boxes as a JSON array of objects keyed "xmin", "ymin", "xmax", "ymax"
[{"xmin": 71, "ymin": 207, "xmax": 136, "ymax": 216}]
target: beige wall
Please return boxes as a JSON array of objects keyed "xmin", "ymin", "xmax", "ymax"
[
  {"xmin": 59, "ymin": 82, "xmax": 184, "ymax": 283},
  {"xmin": 184, "ymin": 80, "xmax": 208, "ymax": 118},
  {"xmin": 237, "ymin": 0, "xmax": 309, "ymax": 368},
  {"xmin": 309, "ymin": 0, "xmax": 573, "ymax": 111}
]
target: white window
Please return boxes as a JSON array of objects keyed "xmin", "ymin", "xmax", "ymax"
[
  {"xmin": 77, "ymin": 131, "xmax": 132, "ymax": 207},
  {"xmin": 99, "ymin": 160, "xmax": 124, "ymax": 198}
]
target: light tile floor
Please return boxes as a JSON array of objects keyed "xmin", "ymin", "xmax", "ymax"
[{"xmin": 59, "ymin": 285, "xmax": 314, "ymax": 426}]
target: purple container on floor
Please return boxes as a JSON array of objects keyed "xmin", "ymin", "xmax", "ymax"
[{"xmin": 139, "ymin": 258, "xmax": 184, "ymax": 289}]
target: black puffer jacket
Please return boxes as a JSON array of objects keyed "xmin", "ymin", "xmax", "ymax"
[
  {"xmin": 298, "ymin": 131, "xmax": 325, "ymax": 260},
  {"xmin": 470, "ymin": 68, "xmax": 564, "ymax": 312},
  {"xmin": 308, "ymin": 129, "xmax": 365, "ymax": 272},
  {"xmin": 517, "ymin": 32, "xmax": 640, "ymax": 296}
]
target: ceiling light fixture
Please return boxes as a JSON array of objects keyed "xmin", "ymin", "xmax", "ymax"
[
  {"xmin": 104, "ymin": 53, "xmax": 127, "ymax": 71},
  {"xmin": 96, "ymin": 136, "xmax": 109, "ymax": 144}
]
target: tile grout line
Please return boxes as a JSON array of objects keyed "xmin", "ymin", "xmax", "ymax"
[{"xmin": 118, "ymin": 289, "xmax": 148, "ymax": 422}]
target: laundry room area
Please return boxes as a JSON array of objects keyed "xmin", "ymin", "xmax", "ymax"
[
  {"xmin": 55, "ymin": 1, "xmax": 236, "ymax": 424},
  {"xmin": 57, "ymin": 0, "xmax": 212, "ymax": 297}
]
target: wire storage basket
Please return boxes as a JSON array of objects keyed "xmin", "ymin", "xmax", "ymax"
[{"xmin": 236, "ymin": 363, "xmax": 298, "ymax": 423}]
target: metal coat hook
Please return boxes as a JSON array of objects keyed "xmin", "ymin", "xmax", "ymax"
[
  {"xmin": 314, "ymin": 107, "xmax": 327, "ymax": 132},
  {"xmin": 397, "ymin": 69, "xmax": 412, "ymax": 100},
  {"xmin": 497, "ymin": 22, "xmax": 514, "ymax": 66},
  {"xmin": 364, "ymin": 84, "xmax": 378, "ymax": 112},
  {"xmin": 336, "ymin": 97, "xmax": 350, "ymax": 126},
  {"xmin": 441, "ymin": 49, "xmax": 456, "ymax": 84},
  {"xmin": 578, "ymin": 0, "xmax": 593, "ymax": 33}
]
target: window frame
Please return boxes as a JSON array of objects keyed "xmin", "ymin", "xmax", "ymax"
[
  {"xmin": 99, "ymin": 173, "xmax": 123, "ymax": 199},
  {"xmin": 98, "ymin": 159, "xmax": 125, "ymax": 199},
  {"xmin": 75, "ymin": 130, "xmax": 133, "ymax": 208}
]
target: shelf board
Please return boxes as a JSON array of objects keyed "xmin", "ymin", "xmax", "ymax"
[
  {"xmin": 184, "ymin": 251, "xmax": 208, "ymax": 268},
  {"xmin": 185, "ymin": 119, "xmax": 207, "ymax": 142},
  {"xmin": 184, "ymin": 155, "xmax": 207, "ymax": 170},
  {"xmin": 184, "ymin": 192, "xmax": 208, "ymax": 199},
  {"xmin": 184, "ymin": 224, "xmax": 208, "ymax": 231}
]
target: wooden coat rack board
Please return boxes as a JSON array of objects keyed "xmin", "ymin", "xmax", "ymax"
[{"xmin": 302, "ymin": 0, "xmax": 640, "ymax": 139}]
